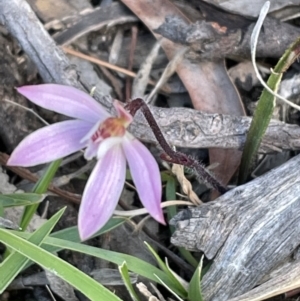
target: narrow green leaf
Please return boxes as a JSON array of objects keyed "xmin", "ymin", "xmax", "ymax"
[
  {"xmin": 22, "ymin": 217, "xmax": 126, "ymax": 271},
  {"xmin": 47, "ymin": 238, "xmax": 171, "ymax": 286},
  {"xmin": 238, "ymin": 3, "xmax": 300, "ymax": 184},
  {"xmin": 0, "ymin": 193, "xmax": 46, "ymax": 208},
  {"xmin": 0, "ymin": 208, "xmax": 65, "ymax": 293},
  {"xmin": 178, "ymin": 248, "xmax": 198, "ymax": 269},
  {"xmin": 161, "ymin": 171, "xmax": 173, "ymax": 182},
  {"xmin": 155, "ymin": 274, "xmax": 184, "ymax": 301},
  {"xmin": 11, "ymin": 231, "xmax": 186, "ymax": 297},
  {"xmin": 119, "ymin": 262, "xmax": 141, "ymax": 301},
  {"xmin": 145, "ymin": 241, "xmax": 174, "ymax": 276},
  {"xmin": 165, "ymin": 258, "xmax": 189, "ymax": 291},
  {"xmin": 14, "ymin": 233, "xmax": 166, "ymax": 283},
  {"xmin": 12, "ymin": 232, "xmax": 185, "ymax": 298},
  {"xmin": 201, "ymin": 261, "xmax": 212, "ymax": 279},
  {"xmin": 0, "ymin": 229, "xmax": 121, "ymax": 301},
  {"xmin": 145, "ymin": 242, "xmax": 187, "ymax": 297},
  {"xmin": 166, "ymin": 177, "xmax": 177, "ymax": 233},
  {"xmin": 238, "ymin": 68, "xmax": 281, "ymax": 184},
  {"xmin": 166, "ymin": 177, "xmax": 198, "ymax": 268},
  {"xmin": 21, "ymin": 159, "xmax": 62, "ymax": 230},
  {"xmin": 51, "ymin": 217, "xmax": 126, "ymax": 246},
  {"xmin": 188, "ymin": 257, "xmax": 204, "ymax": 301}
]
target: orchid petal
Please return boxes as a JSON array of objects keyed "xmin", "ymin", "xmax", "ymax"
[
  {"xmin": 84, "ymin": 140, "xmax": 100, "ymax": 160},
  {"xmin": 17, "ymin": 84, "xmax": 110, "ymax": 122},
  {"xmin": 78, "ymin": 145, "xmax": 126, "ymax": 240},
  {"xmin": 113, "ymin": 100, "xmax": 133, "ymax": 126},
  {"xmin": 122, "ymin": 134, "xmax": 165, "ymax": 224},
  {"xmin": 97, "ymin": 137, "xmax": 123, "ymax": 159},
  {"xmin": 7, "ymin": 120, "xmax": 93, "ymax": 167},
  {"xmin": 80, "ymin": 120, "xmax": 102, "ymax": 144}
]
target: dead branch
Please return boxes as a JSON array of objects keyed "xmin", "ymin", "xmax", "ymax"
[
  {"xmin": 170, "ymin": 154, "xmax": 300, "ymax": 300},
  {"xmin": 132, "ymin": 107, "xmax": 300, "ymax": 153},
  {"xmin": 0, "ymin": 0, "xmax": 81, "ymax": 87},
  {"xmin": 1, "ymin": 0, "xmax": 300, "ymax": 156},
  {"xmin": 0, "ymin": 152, "xmax": 81, "ymax": 204},
  {"xmin": 155, "ymin": 1, "xmax": 300, "ymax": 61},
  {"xmin": 53, "ymin": 2, "xmax": 138, "ymax": 46}
]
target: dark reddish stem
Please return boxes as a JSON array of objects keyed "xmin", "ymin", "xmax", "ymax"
[{"xmin": 126, "ymin": 98, "xmax": 228, "ymax": 194}]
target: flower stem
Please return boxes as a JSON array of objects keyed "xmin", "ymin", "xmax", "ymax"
[{"xmin": 126, "ymin": 98, "xmax": 228, "ymax": 194}]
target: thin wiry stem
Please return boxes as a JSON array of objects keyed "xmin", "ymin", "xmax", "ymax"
[
  {"xmin": 126, "ymin": 98, "xmax": 228, "ymax": 194},
  {"xmin": 3, "ymin": 98, "xmax": 49, "ymax": 125},
  {"xmin": 114, "ymin": 200, "xmax": 194, "ymax": 217}
]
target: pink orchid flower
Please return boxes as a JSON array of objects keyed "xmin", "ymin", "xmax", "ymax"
[{"xmin": 7, "ymin": 84, "xmax": 165, "ymax": 240}]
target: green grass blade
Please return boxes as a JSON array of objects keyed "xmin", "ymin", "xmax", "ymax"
[
  {"xmin": 21, "ymin": 217, "xmax": 125, "ymax": 271},
  {"xmin": 145, "ymin": 241, "xmax": 176, "ymax": 276},
  {"xmin": 46, "ymin": 237, "xmax": 169, "ymax": 284},
  {"xmin": 166, "ymin": 177, "xmax": 198, "ymax": 268},
  {"xmin": 165, "ymin": 258, "xmax": 189, "ymax": 291},
  {"xmin": 119, "ymin": 262, "xmax": 141, "ymax": 301},
  {"xmin": 13, "ymin": 232, "xmax": 166, "ymax": 283},
  {"xmin": 12, "ymin": 232, "xmax": 184, "ymax": 297},
  {"xmin": 51, "ymin": 217, "xmax": 126, "ymax": 245},
  {"xmin": 21, "ymin": 159, "xmax": 62, "ymax": 230},
  {"xmin": 155, "ymin": 275, "xmax": 184, "ymax": 301},
  {"xmin": 145, "ymin": 242, "xmax": 187, "ymax": 297},
  {"xmin": 0, "ymin": 193, "xmax": 46, "ymax": 207},
  {"xmin": 188, "ymin": 257, "xmax": 204, "ymax": 301},
  {"xmin": 238, "ymin": 71, "xmax": 281, "ymax": 184},
  {"xmin": 0, "ymin": 229, "xmax": 121, "ymax": 301},
  {"xmin": 238, "ymin": 5, "xmax": 300, "ymax": 184},
  {"xmin": 0, "ymin": 208, "xmax": 65, "ymax": 293},
  {"xmin": 166, "ymin": 176, "xmax": 177, "ymax": 233}
]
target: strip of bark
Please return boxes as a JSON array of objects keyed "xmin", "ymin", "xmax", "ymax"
[{"xmin": 170, "ymin": 154, "xmax": 300, "ymax": 300}]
